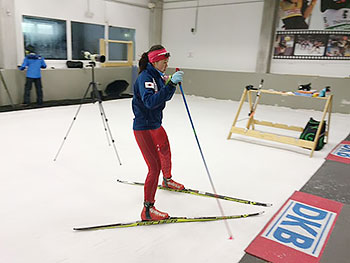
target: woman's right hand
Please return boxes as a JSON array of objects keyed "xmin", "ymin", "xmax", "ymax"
[{"xmin": 171, "ymin": 71, "xmax": 184, "ymax": 84}]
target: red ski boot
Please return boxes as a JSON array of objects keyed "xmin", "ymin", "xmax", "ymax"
[
  {"xmin": 141, "ymin": 202, "xmax": 169, "ymax": 221},
  {"xmin": 162, "ymin": 177, "xmax": 185, "ymax": 190}
]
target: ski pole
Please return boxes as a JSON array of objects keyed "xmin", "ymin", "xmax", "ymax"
[
  {"xmin": 176, "ymin": 68, "xmax": 233, "ymax": 239},
  {"xmin": 246, "ymin": 79, "xmax": 264, "ymax": 130},
  {"xmin": 249, "ymin": 79, "xmax": 264, "ymax": 116}
]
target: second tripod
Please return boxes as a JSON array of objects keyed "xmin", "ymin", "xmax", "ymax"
[
  {"xmin": 0, "ymin": 69, "xmax": 15, "ymax": 108},
  {"xmin": 54, "ymin": 62, "xmax": 122, "ymax": 165}
]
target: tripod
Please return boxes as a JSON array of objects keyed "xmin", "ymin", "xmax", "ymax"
[
  {"xmin": 0, "ymin": 69, "xmax": 15, "ymax": 108},
  {"xmin": 54, "ymin": 62, "xmax": 122, "ymax": 165}
]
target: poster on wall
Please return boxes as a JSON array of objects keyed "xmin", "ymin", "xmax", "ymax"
[
  {"xmin": 274, "ymin": 31, "xmax": 350, "ymax": 59},
  {"xmin": 274, "ymin": 0, "xmax": 350, "ymax": 60},
  {"xmin": 278, "ymin": 0, "xmax": 318, "ymax": 30},
  {"xmin": 321, "ymin": 0, "xmax": 350, "ymax": 30}
]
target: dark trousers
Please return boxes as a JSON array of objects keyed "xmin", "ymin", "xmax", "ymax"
[
  {"xmin": 24, "ymin": 77, "xmax": 43, "ymax": 104},
  {"xmin": 282, "ymin": 16, "xmax": 309, "ymax": 30}
]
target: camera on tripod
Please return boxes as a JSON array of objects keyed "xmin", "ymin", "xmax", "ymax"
[
  {"xmin": 82, "ymin": 51, "xmax": 106, "ymax": 63},
  {"xmin": 54, "ymin": 51, "xmax": 122, "ymax": 165}
]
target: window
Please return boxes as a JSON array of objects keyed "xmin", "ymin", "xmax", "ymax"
[
  {"xmin": 22, "ymin": 16, "xmax": 67, "ymax": 60},
  {"xmin": 22, "ymin": 17, "xmax": 136, "ymax": 63},
  {"xmin": 71, "ymin": 21, "xmax": 104, "ymax": 60},
  {"xmin": 108, "ymin": 26, "xmax": 135, "ymax": 60}
]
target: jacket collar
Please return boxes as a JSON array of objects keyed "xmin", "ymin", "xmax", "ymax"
[
  {"xmin": 146, "ymin": 63, "xmax": 161, "ymax": 79},
  {"xmin": 27, "ymin": 54, "xmax": 40, "ymax": 59}
]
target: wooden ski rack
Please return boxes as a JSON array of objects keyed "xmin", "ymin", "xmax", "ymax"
[{"xmin": 227, "ymin": 88, "xmax": 333, "ymax": 157}]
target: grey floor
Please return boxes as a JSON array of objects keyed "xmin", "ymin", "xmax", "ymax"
[{"xmin": 240, "ymin": 133, "xmax": 350, "ymax": 263}]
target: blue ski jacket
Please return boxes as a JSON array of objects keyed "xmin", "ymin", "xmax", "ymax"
[
  {"xmin": 132, "ymin": 63, "xmax": 176, "ymax": 130},
  {"xmin": 19, "ymin": 54, "xmax": 47, "ymax": 78}
]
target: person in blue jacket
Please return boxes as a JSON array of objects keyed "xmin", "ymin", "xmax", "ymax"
[
  {"xmin": 19, "ymin": 45, "xmax": 47, "ymax": 105},
  {"xmin": 132, "ymin": 44, "xmax": 184, "ymax": 221}
]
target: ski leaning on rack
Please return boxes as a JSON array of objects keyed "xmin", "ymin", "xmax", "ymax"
[
  {"xmin": 117, "ymin": 179, "xmax": 272, "ymax": 207},
  {"xmin": 73, "ymin": 211, "xmax": 264, "ymax": 231}
]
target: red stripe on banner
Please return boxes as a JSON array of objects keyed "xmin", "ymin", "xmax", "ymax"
[
  {"xmin": 326, "ymin": 140, "xmax": 350, "ymax": 164},
  {"xmin": 246, "ymin": 236, "xmax": 318, "ymax": 263},
  {"xmin": 245, "ymin": 191, "xmax": 343, "ymax": 263},
  {"xmin": 291, "ymin": 191, "xmax": 343, "ymax": 214}
]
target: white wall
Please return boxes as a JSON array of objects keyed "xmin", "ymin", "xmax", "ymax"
[
  {"xmin": 162, "ymin": 0, "xmax": 350, "ymax": 78},
  {"xmin": 10, "ymin": 0, "xmax": 150, "ymax": 68},
  {"xmin": 162, "ymin": 0, "xmax": 264, "ymax": 72},
  {"xmin": 4, "ymin": 0, "xmax": 350, "ymax": 77},
  {"xmin": 0, "ymin": 0, "xmax": 17, "ymax": 69},
  {"xmin": 270, "ymin": 60, "xmax": 350, "ymax": 78}
]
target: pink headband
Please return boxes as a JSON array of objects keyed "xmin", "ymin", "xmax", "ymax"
[{"xmin": 148, "ymin": 48, "xmax": 170, "ymax": 63}]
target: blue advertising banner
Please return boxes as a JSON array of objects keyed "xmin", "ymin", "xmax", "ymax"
[{"xmin": 245, "ymin": 191, "xmax": 343, "ymax": 263}]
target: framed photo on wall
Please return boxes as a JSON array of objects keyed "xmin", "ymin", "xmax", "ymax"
[
  {"xmin": 274, "ymin": 0, "xmax": 350, "ymax": 60},
  {"xmin": 274, "ymin": 34, "xmax": 295, "ymax": 56},
  {"xmin": 326, "ymin": 34, "xmax": 350, "ymax": 57},
  {"xmin": 294, "ymin": 34, "xmax": 327, "ymax": 56}
]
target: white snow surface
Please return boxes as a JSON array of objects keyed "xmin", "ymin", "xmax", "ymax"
[{"xmin": 1, "ymin": 94, "xmax": 349, "ymax": 263}]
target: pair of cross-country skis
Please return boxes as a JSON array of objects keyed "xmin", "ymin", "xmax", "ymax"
[{"xmin": 73, "ymin": 179, "xmax": 271, "ymax": 231}]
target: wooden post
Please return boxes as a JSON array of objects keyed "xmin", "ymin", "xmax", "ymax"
[
  {"xmin": 99, "ymin": 39, "xmax": 133, "ymax": 67},
  {"xmin": 309, "ymin": 95, "xmax": 333, "ymax": 158},
  {"xmin": 99, "ymin": 39, "xmax": 106, "ymax": 67},
  {"xmin": 325, "ymin": 95, "xmax": 332, "ymax": 144},
  {"xmin": 227, "ymin": 88, "xmax": 248, "ymax": 139},
  {"xmin": 127, "ymin": 41, "xmax": 133, "ymax": 65}
]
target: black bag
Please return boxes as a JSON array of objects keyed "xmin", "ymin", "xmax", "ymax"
[
  {"xmin": 299, "ymin": 118, "xmax": 326, "ymax": 151},
  {"xmin": 105, "ymin": 80, "xmax": 129, "ymax": 98},
  {"xmin": 66, "ymin": 60, "xmax": 83, "ymax": 68}
]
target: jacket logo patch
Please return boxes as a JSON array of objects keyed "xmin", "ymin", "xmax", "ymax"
[{"xmin": 145, "ymin": 82, "xmax": 155, "ymax": 89}]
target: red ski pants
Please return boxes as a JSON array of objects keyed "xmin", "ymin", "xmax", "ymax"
[{"xmin": 134, "ymin": 126, "xmax": 172, "ymax": 203}]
